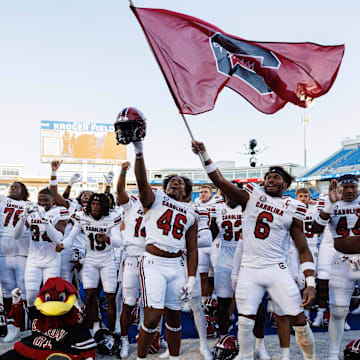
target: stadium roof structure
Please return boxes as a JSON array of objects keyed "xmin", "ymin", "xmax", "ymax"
[{"xmin": 296, "ymin": 135, "xmax": 360, "ymax": 182}]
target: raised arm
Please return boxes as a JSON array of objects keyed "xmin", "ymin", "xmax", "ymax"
[
  {"xmin": 192, "ymin": 141, "xmax": 249, "ymax": 209},
  {"xmin": 312, "ymin": 179, "xmax": 340, "ymax": 233},
  {"xmin": 103, "ymin": 171, "xmax": 114, "ymax": 194},
  {"xmin": 116, "ymin": 162, "xmax": 130, "ymax": 206},
  {"xmin": 50, "ymin": 160, "xmax": 70, "ymax": 209},
  {"xmin": 133, "ymin": 141, "xmax": 155, "ymax": 209}
]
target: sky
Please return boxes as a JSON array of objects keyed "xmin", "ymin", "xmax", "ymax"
[{"xmin": 0, "ymin": 0, "xmax": 359, "ymax": 178}]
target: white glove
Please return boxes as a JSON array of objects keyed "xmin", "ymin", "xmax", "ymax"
[
  {"xmin": 180, "ymin": 276, "xmax": 196, "ymax": 302},
  {"xmin": 68, "ymin": 173, "xmax": 82, "ymax": 186},
  {"xmin": 11, "ymin": 288, "xmax": 22, "ymax": 304},
  {"xmin": 231, "ymin": 273, "xmax": 238, "ymax": 292},
  {"xmin": 103, "ymin": 171, "xmax": 114, "ymax": 186}
]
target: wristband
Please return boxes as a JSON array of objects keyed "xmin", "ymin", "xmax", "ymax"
[
  {"xmin": 300, "ymin": 261, "xmax": 315, "ymax": 273},
  {"xmin": 305, "ymin": 276, "xmax": 316, "ymax": 288},
  {"xmin": 315, "ymin": 213, "xmax": 329, "ymax": 227},
  {"xmin": 202, "ymin": 151, "xmax": 210, "ymax": 162},
  {"xmin": 51, "ymin": 170, "xmax": 57, "ymax": 177},
  {"xmin": 50, "ymin": 179, "xmax": 58, "ymax": 186},
  {"xmin": 204, "ymin": 163, "xmax": 217, "ymax": 174},
  {"xmin": 323, "ymin": 201, "xmax": 334, "ymax": 214},
  {"xmin": 121, "ymin": 171, "xmax": 127, "ymax": 175},
  {"xmin": 136, "ymin": 152, "xmax": 144, "ymax": 159}
]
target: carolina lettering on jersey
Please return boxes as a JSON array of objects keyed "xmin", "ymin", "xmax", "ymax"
[
  {"xmin": 162, "ymin": 200, "xmax": 187, "ymax": 214},
  {"xmin": 255, "ymin": 201, "xmax": 284, "ymax": 216},
  {"xmin": 334, "ymin": 207, "xmax": 360, "ymax": 216},
  {"xmin": 222, "ymin": 214, "xmax": 242, "ymax": 220},
  {"xmin": 328, "ymin": 196, "xmax": 360, "ymax": 239},
  {"xmin": 85, "ymin": 225, "xmax": 107, "ymax": 232}
]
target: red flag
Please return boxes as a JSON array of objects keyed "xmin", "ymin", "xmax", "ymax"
[{"xmin": 131, "ymin": 6, "xmax": 344, "ymax": 115}]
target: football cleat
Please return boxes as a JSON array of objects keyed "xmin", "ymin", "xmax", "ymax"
[
  {"xmin": 119, "ymin": 337, "xmax": 130, "ymax": 358},
  {"xmin": 2, "ymin": 324, "xmax": 20, "ymax": 342},
  {"xmin": 114, "ymin": 107, "xmax": 146, "ymax": 145}
]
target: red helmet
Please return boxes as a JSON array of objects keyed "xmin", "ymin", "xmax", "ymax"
[
  {"xmin": 344, "ymin": 339, "xmax": 360, "ymax": 359},
  {"xmin": 114, "ymin": 107, "xmax": 146, "ymax": 145},
  {"xmin": 204, "ymin": 297, "xmax": 218, "ymax": 318},
  {"xmin": 206, "ymin": 315, "xmax": 218, "ymax": 338},
  {"xmin": 213, "ymin": 335, "xmax": 239, "ymax": 360}
]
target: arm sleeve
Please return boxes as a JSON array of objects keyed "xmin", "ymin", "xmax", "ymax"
[
  {"xmin": 62, "ymin": 222, "xmax": 82, "ymax": 249},
  {"xmin": 13, "ymin": 216, "xmax": 27, "ymax": 240},
  {"xmin": 44, "ymin": 222, "xmax": 64, "ymax": 245},
  {"xmin": 110, "ymin": 225, "xmax": 123, "ymax": 248},
  {"xmin": 232, "ymin": 239, "xmax": 244, "ymax": 276}
]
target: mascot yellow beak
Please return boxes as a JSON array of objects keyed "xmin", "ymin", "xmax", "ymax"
[{"xmin": 34, "ymin": 294, "xmax": 77, "ymax": 316}]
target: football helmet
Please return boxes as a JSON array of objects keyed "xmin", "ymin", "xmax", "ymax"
[
  {"xmin": 114, "ymin": 107, "xmax": 146, "ymax": 145},
  {"xmin": 345, "ymin": 339, "xmax": 360, "ymax": 359},
  {"xmin": 94, "ymin": 328, "xmax": 120, "ymax": 355},
  {"xmin": 206, "ymin": 315, "xmax": 218, "ymax": 338},
  {"xmin": 149, "ymin": 331, "xmax": 161, "ymax": 354},
  {"xmin": 213, "ymin": 335, "xmax": 239, "ymax": 360},
  {"xmin": 204, "ymin": 297, "xmax": 218, "ymax": 318}
]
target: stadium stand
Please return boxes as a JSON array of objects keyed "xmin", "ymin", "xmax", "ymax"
[{"xmin": 297, "ymin": 136, "xmax": 360, "ymax": 182}]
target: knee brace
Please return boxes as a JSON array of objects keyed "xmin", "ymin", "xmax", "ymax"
[
  {"xmin": 329, "ymin": 305, "xmax": 348, "ymax": 320},
  {"xmin": 165, "ymin": 322, "xmax": 182, "ymax": 332},
  {"xmin": 141, "ymin": 323, "xmax": 157, "ymax": 334}
]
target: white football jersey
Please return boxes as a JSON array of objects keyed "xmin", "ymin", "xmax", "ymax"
[
  {"xmin": 303, "ymin": 204, "xmax": 321, "ymax": 250},
  {"xmin": 193, "ymin": 203, "xmax": 211, "ymax": 231},
  {"xmin": 214, "ymin": 203, "xmax": 242, "ymax": 248},
  {"xmin": 241, "ymin": 183, "xmax": 307, "ymax": 268},
  {"xmin": 144, "ymin": 189, "xmax": 196, "ymax": 253},
  {"xmin": 27, "ymin": 206, "xmax": 69, "ymax": 265},
  {"xmin": 0, "ymin": 195, "xmax": 31, "ymax": 256},
  {"xmin": 122, "ymin": 196, "xmax": 146, "ymax": 257},
  {"xmin": 64, "ymin": 208, "xmax": 124, "ymax": 264},
  {"xmin": 328, "ymin": 194, "xmax": 360, "ymax": 240}
]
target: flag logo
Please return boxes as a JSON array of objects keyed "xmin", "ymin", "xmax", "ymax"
[{"xmin": 210, "ymin": 33, "xmax": 281, "ymax": 95}]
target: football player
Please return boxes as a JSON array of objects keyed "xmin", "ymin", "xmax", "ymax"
[
  {"xmin": 13, "ymin": 188, "xmax": 69, "ymax": 332},
  {"xmin": 56, "ymin": 193, "xmax": 124, "ymax": 334},
  {"xmin": 116, "ymin": 161, "xmax": 147, "ymax": 358},
  {"xmin": 115, "ymin": 107, "xmax": 198, "ymax": 360},
  {"xmin": 312, "ymin": 174, "xmax": 360, "ymax": 360},
  {"xmin": 0, "ymin": 182, "xmax": 31, "ymax": 340},
  {"xmin": 192, "ymin": 140, "xmax": 316, "ymax": 360}
]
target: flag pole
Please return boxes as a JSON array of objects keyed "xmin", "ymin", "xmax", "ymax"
[{"xmin": 130, "ymin": 2, "xmax": 204, "ymax": 163}]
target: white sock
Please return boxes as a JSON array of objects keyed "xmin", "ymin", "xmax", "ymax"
[
  {"xmin": 293, "ymin": 323, "xmax": 315, "ymax": 359},
  {"xmin": 328, "ymin": 305, "xmax": 348, "ymax": 359},
  {"xmin": 281, "ymin": 347, "xmax": 290, "ymax": 360},
  {"xmin": 255, "ymin": 337, "xmax": 264, "ymax": 348},
  {"xmin": 190, "ymin": 297, "xmax": 207, "ymax": 341},
  {"xmin": 317, "ymin": 307, "xmax": 326, "ymax": 314},
  {"xmin": 237, "ymin": 316, "xmax": 255, "ymax": 360}
]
